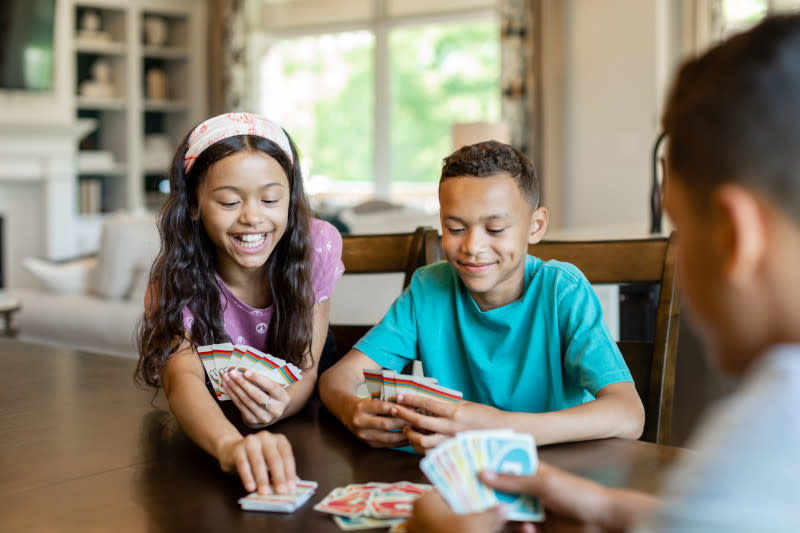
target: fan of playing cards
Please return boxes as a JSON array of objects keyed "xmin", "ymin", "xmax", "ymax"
[
  {"xmin": 420, "ymin": 429, "xmax": 545, "ymax": 522},
  {"xmin": 363, "ymin": 368, "xmax": 463, "ymax": 405},
  {"xmin": 199, "ymin": 343, "xmax": 303, "ymax": 400}
]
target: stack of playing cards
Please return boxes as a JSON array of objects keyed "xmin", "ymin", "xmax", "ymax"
[
  {"xmin": 199, "ymin": 343, "xmax": 303, "ymax": 400},
  {"xmin": 238, "ymin": 480, "xmax": 318, "ymax": 513},
  {"xmin": 363, "ymin": 369, "xmax": 463, "ymax": 406},
  {"xmin": 420, "ymin": 429, "xmax": 544, "ymax": 521},
  {"xmin": 314, "ymin": 481, "xmax": 431, "ymax": 530}
]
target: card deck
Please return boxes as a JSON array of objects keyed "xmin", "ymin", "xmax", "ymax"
[
  {"xmin": 199, "ymin": 343, "xmax": 304, "ymax": 401},
  {"xmin": 238, "ymin": 480, "xmax": 318, "ymax": 513},
  {"xmin": 419, "ymin": 430, "xmax": 544, "ymax": 521}
]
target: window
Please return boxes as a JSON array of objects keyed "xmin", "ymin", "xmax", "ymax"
[
  {"xmin": 254, "ymin": 0, "xmax": 499, "ymax": 211},
  {"xmin": 720, "ymin": 0, "xmax": 800, "ymax": 36}
]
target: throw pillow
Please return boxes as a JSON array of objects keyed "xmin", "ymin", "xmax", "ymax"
[{"xmin": 22, "ymin": 256, "xmax": 97, "ymax": 295}]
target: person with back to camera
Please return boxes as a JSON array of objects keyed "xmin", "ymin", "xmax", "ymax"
[
  {"xmin": 135, "ymin": 113, "xmax": 343, "ymax": 497},
  {"xmin": 406, "ymin": 13, "xmax": 800, "ymax": 533},
  {"xmin": 319, "ymin": 140, "xmax": 645, "ymax": 454}
]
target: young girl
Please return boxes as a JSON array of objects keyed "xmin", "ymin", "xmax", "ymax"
[{"xmin": 136, "ymin": 112, "xmax": 343, "ymax": 496}]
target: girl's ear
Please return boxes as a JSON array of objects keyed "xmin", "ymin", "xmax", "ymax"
[
  {"xmin": 711, "ymin": 184, "xmax": 767, "ymax": 286},
  {"xmin": 528, "ymin": 206, "xmax": 549, "ymax": 245}
]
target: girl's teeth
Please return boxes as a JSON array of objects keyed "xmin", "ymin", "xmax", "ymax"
[{"xmin": 236, "ymin": 234, "xmax": 266, "ymax": 247}]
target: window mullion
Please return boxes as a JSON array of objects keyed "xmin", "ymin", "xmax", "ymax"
[{"xmin": 373, "ymin": 0, "xmax": 391, "ymax": 199}]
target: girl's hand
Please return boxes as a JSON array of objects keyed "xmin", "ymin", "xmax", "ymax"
[
  {"xmin": 217, "ymin": 430, "xmax": 298, "ymax": 495},
  {"xmin": 407, "ymin": 490, "xmax": 508, "ymax": 533},
  {"xmin": 222, "ymin": 370, "xmax": 292, "ymax": 428}
]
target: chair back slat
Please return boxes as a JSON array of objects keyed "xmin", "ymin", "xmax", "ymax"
[{"xmin": 532, "ymin": 239, "xmax": 668, "ymax": 283}]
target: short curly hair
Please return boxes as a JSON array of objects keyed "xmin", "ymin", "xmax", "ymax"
[{"xmin": 440, "ymin": 140, "xmax": 540, "ymax": 208}]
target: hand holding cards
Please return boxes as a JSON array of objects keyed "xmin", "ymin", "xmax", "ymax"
[
  {"xmin": 420, "ymin": 429, "xmax": 544, "ymax": 522},
  {"xmin": 199, "ymin": 343, "xmax": 303, "ymax": 400}
]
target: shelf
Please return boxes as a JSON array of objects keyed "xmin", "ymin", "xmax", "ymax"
[
  {"xmin": 142, "ymin": 46, "xmax": 189, "ymax": 60},
  {"xmin": 68, "ymin": 0, "xmax": 205, "ymax": 223},
  {"xmin": 144, "ymin": 100, "xmax": 189, "ymax": 112},
  {"xmin": 75, "ymin": 39, "xmax": 126, "ymax": 55},
  {"xmin": 77, "ymin": 163, "xmax": 128, "ymax": 177},
  {"xmin": 143, "ymin": 164, "xmax": 170, "ymax": 175},
  {"xmin": 76, "ymin": 96, "xmax": 127, "ymax": 110}
]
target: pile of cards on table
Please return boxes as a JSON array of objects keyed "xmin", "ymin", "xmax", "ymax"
[
  {"xmin": 314, "ymin": 481, "xmax": 431, "ymax": 530},
  {"xmin": 363, "ymin": 368, "xmax": 463, "ymax": 405},
  {"xmin": 199, "ymin": 343, "xmax": 303, "ymax": 400},
  {"xmin": 239, "ymin": 480, "xmax": 318, "ymax": 513},
  {"xmin": 420, "ymin": 429, "xmax": 544, "ymax": 521}
]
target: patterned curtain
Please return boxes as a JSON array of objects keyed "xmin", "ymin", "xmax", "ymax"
[
  {"xmin": 222, "ymin": 0, "xmax": 248, "ymax": 111},
  {"xmin": 499, "ymin": 0, "xmax": 542, "ymax": 168}
]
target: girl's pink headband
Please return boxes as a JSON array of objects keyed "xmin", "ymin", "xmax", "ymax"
[{"xmin": 183, "ymin": 112, "xmax": 293, "ymax": 173}]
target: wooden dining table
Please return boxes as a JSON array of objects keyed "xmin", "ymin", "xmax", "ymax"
[{"xmin": 0, "ymin": 338, "xmax": 685, "ymax": 532}]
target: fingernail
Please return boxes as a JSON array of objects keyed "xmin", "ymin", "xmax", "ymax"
[
  {"xmin": 245, "ymin": 370, "xmax": 253, "ymax": 378},
  {"xmin": 498, "ymin": 504, "xmax": 510, "ymax": 518},
  {"xmin": 482, "ymin": 470, "xmax": 497, "ymax": 482},
  {"xmin": 276, "ymin": 484, "xmax": 286, "ymax": 494}
]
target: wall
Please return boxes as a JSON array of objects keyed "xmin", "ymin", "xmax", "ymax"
[{"xmin": 542, "ymin": 0, "xmax": 684, "ymax": 234}]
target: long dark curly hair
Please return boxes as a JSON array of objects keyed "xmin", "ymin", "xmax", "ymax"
[{"xmin": 135, "ymin": 129, "xmax": 314, "ymax": 389}]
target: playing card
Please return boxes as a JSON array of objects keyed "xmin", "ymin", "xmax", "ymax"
[
  {"xmin": 394, "ymin": 375, "xmax": 462, "ymax": 413},
  {"xmin": 314, "ymin": 486, "xmax": 373, "ymax": 517},
  {"xmin": 381, "ymin": 370, "xmax": 398, "ymax": 402},
  {"xmin": 238, "ymin": 480, "xmax": 318, "ymax": 513},
  {"xmin": 233, "ymin": 344, "xmax": 259, "ymax": 373},
  {"xmin": 333, "ymin": 515, "xmax": 403, "ymax": 530},
  {"xmin": 362, "ymin": 369, "xmax": 384, "ymax": 400},
  {"xmin": 198, "ymin": 345, "xmax": 222, "ymax": 398},
  {"xmin": 484, "ymin": 432, "xmax": 543, "ymax": 521},
  {"xmin": 420, "ymin": 430, "xmax": 544, "ymax": 521}
]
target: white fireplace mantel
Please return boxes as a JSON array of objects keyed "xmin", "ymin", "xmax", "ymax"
[{"xmin": 0, "ymin": 119, "xmax": 95, "ymax": 287}]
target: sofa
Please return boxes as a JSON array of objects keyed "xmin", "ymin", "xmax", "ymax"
[{"xmin": 12, "ymin": 213, "xmax": 159, "ymax": 358}]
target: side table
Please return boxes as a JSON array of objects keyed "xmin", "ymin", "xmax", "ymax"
[{"xmin": 0, "ymin": 291, "xmax": 21, "ymax": 337}]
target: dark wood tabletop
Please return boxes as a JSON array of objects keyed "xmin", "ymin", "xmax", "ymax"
[{"xmin": 0, "ymin": 338, "xmax": 684, "ymax": 532}]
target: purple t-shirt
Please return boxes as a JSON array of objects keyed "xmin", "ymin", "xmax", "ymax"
[{"xmin": 183, "ymin": 218, "xmax": 344, "ymax": 352}]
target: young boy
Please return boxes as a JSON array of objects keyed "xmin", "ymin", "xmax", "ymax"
[
  {"xmin": 319, "ymin": 141, "xmax": 644, "ymax": 453},
  {"xmin": 407, "ymin": 13, "xmax": 800, "ymax": 532}
]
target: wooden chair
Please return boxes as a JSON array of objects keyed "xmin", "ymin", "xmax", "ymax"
[
  {"xmin": 329, "ymin": 226, "xmax": 441, "ymax": 362},
  {"xmin": 531, "ymin": 233, "xmax": 680, "ymax": 445}
]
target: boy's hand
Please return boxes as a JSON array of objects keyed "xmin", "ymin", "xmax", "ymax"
[
  {"xmin": 222, "ymin": 370, "xmax": 291, "ymax": 428},
  {"xmin": 216, "ymin": 431, "xmax": 298, "ymax": 496},
  {"xmin": 391, "ymin": 394, "xmax": 500, "ymax": 454},
  {"xmin": 407, "ymin": 489, "xmax": 508, "ymax": 533},
  {"xmin": 346, "ymin": 397, "xmax": 410, "ymax": 448},
  {"xmin": 479, "ymin": 462, "xmax": 655, "ymax": 531}
]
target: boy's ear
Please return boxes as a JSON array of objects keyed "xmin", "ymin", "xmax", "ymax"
[
  {"xmin": 528, "ymin": 206, "xmax": 549, "ymax": 245},
  {"xmin": 711, "ymin": 184, "xmax": 767, "ymax": 286}
]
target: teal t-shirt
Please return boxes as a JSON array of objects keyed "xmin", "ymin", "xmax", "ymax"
[{"xmin": 354, "ymin": 256, "xmax": 632, "ymax": 413}]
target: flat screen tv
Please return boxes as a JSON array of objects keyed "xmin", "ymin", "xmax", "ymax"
[{"xmin": 0, "ymin": 0, "xmax": 56, "ymax": 91}]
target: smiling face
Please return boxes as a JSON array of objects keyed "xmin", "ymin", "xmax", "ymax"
[
  {"xmin": 196, "ymin": 149, "xmax": 290, "ymax": 280},
  {"xmin": 439, "ymin": 173, "xmax": 547, "ymax": 311}
]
